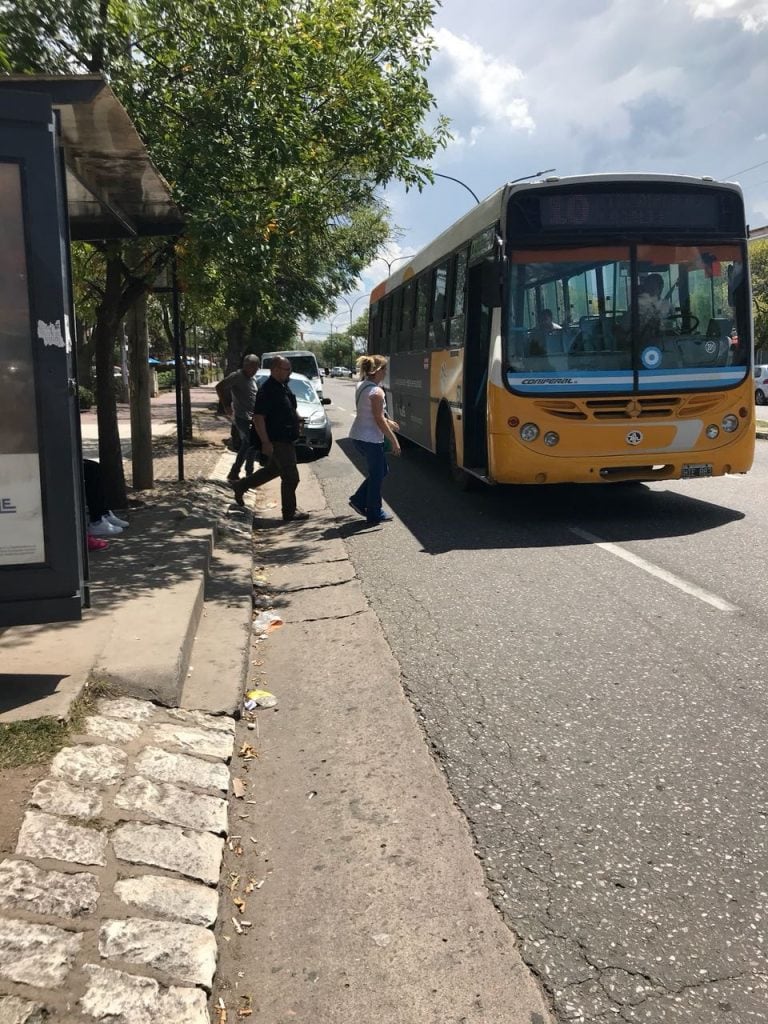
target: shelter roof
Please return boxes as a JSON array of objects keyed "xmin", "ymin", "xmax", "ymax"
[{"xmin": 0, "ymin": 74, "xmax": 184, "ymax": 240}]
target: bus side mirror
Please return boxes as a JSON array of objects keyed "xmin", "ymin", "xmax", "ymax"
[{"xmin": 480, "ymin": 261, "xmax": 502, "ymax": 307}]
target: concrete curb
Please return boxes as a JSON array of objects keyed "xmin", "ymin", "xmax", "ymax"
[
  {"xmin": 0, "ymin": 474, "xmax": 254, "ymax": 724},
  {"xmin": 211, "ymin": 462, "xmax": 555, "ymax": 1024},
  {"xmin": 175, "ymin": 450, "xmax": 257, "ymax": 717}
]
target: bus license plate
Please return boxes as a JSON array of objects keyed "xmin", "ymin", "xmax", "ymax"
[{"xmin": 682, "ymin": 463, "xmax": 713, "ymax": 479}]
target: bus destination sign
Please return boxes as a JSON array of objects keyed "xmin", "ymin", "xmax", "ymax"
[{"xmin": 539, "ymin": 191, "xmax": 720, "ymax": 230}]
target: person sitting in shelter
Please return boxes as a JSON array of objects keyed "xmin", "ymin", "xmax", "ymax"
[{"xmin": 83, "ymin": 459, "xmax": 129, "ymax": 550}]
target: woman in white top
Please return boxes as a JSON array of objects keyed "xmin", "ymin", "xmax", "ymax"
[{"xmin": 348, "ymin": 354, "xmax": 401, "ymax": 524}]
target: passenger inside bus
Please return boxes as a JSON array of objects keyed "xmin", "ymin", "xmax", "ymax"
[
  {"xmin": 529, "ymin": 308, "xmax": 564, "ymax": 355},
  {"xmin": 507, "ymin": 248, "xmax": 748, "ymax": 375},
  {"xmin": 637, "ymin": 272, "xmax": 672, "ymax": 328}
]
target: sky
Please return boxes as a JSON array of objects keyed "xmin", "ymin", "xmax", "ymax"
[{"xmin": 303, "ymin": 0, "xmax": 768, "ymax": 342}]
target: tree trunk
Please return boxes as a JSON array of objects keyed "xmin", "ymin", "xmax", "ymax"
[
  {"xmin": 217, "ymin": 318, "xmax": 246, "ymax": 415},
  {"xmin": 93, "ymin": 249, "xmax": 127, "ymax": 509},
  {"xmin": 75, "ymin": 318, "xmax": 95, "ymax": 387},
  {"xmin": 225, "ymin": 318, "xmax": 246, "ymax": 374},
  {"xmin": 127, "ymin": 292, "xmax": 154, "ymax": 490}
]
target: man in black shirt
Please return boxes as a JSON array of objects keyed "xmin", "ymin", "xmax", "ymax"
[{"xmin": 230, "ymin": 356, "xmax": 309, "ymax": 521}]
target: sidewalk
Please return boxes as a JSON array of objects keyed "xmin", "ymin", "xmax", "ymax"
[{"xmin": 0, "ymin": 409, "xmax": 553, "ymax": 1022}]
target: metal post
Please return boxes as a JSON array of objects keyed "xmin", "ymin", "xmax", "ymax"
[{"xmin": 171, "ymin": 251, "xmax": 184, "ymax": 481}]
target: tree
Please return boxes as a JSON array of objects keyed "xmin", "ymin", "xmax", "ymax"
[
  {"xmin": 1, "ymin": 0, "xmax": 448, "ymax": 503},
  {"xmin": 751, "ymin": 240, "xmax": 768, "ymax": 359}
]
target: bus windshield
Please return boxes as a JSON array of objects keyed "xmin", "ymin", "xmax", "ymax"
[{"xmin": 506, "ymin": 243, "xmax": 749, "ymax": 392}]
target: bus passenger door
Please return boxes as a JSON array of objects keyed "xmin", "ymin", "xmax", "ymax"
[{"xmin": 463, "ymin": 264, "xmax": 493, "ymax": 470}]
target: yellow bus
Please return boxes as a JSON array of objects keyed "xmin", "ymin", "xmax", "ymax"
[{"xmin": 369, "ymin": 173, "xmax": 754, "ymax": 487}]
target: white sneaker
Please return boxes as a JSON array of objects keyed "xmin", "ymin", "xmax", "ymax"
[
  {"xmin": 105, "ymin": 510, "xmax": 129, "ymax": 529},
  {"xmin": 88, "ymin": 518, "xmax": 122, "ymax": 537}
]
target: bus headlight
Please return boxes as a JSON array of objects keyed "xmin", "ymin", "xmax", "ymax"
[
  {"xmin": 543, "ymin": 431, "xmax": 560, "ymax": 447},
  {"xmin": 520, "ymin": 423, "xmax": 539, "ymax": 442},
  {"xmin": 705, "ymin": 424, "xmax": 720, "ymax": 439},
  {"xmin": 722, "ymin": 414, "xmax": 739, "ymax": 433}
]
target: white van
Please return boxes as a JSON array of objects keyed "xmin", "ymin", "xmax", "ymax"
[{"xmin": 261, "ymin": 350, "xmax": 324, "ymax": 400}]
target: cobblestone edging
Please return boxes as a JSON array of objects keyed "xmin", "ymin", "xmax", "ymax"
[{"xmin": 0, "ymin": 697, "xmax": 234, "ymax": 1024}]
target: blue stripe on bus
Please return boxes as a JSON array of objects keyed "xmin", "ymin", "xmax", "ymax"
[
  {"xmin": 638, "ymin": 368, "xmax": 746, "ymax": 390},
  {"xmin": 507, "ymin": 368, "xmax": 746, "ymax": 394}
]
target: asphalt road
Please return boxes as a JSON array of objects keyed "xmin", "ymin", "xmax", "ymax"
[{"xmin": 314, "ymin": 376, "xmax": 768, "ymax": 1023}]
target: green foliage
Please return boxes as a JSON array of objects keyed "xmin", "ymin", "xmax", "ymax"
[
  {"xmin": 0, "ymin": 717, "xmax": 70, "ymax": 769},
  {"xmin": 0, "ymin": 679, "xmax": 111, "ymax": 768},
  {"xmin": 157, "ymin": 370, "xmax": 176, "ymax": 390},
  {"xmin": 0, "ymin": 0, "xmax": 447, "ymax": 500},
  {"xmin": 348, "ymin": 309, "xmax": 370, "ymax": 342},
  {"xmin": 0, "ymin": 0, "xmax": 447, "ymax": 330},
  {"xmin": 78, "ymin": 385, "xmax": 95, "ymax": 410},
  {"xmin": 751, "ymin": 240, "xmax": 768, "ymax": 355}
]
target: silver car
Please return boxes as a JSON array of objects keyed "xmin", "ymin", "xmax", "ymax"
[
  {"xmin": 254, "ymin": 371, "xmax": 332, "ymax": 459},
  {"xmin": 755, "ymin": 365, "xmax": 768, "ymax": 405}
]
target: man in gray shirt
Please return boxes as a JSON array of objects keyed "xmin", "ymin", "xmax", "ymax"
[{"xmin": 216, "ymin": 353, "xmax": 260, "ymax": 480}]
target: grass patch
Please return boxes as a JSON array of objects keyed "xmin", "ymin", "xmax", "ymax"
[
  {"xmin": 0, "ymin": 678, "xmax": 113, "ymax": 770},
  {"xmin": 0, "ymin": 717, "xmax": 70, "ymax": 769}
]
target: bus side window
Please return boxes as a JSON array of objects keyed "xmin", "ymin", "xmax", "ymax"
[
  {"xmin": 400, "ymin": 281, "xmax": 415, "ymax": 352},
  {"xmin": 429, "ymin": 260, "xmax": 449, "ymax": 348},
  {"xmin": 382, "ymin": 296, "xmax": 393, "ymax": 354},
  {"xmin": 369, "ymin": 301, "xmax": 380, "ymax": 351},
  {"xmin": 391, "ymin": 290, "xmax": 403, "ymax": 353},
  {"xmin": 415, "ymin": 275, "xmax": 429, "ymax": 351},
  {"xmin": 450, "ymin": 249, "xmax": 468, "ymax": 347}
]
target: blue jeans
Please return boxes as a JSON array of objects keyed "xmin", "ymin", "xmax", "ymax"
[{"xmin": 350, "ymin": 440, "xmax": 388, "ymax": 522}]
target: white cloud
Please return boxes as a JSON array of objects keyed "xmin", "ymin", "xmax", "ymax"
[
  {"xmin": 443, "ymin": 125, "xmax": 486, "ymax": 158},
  {"xmin": 305, "ymin": 0, "xmax": 768, "ymax": 336},
  {"xmin": 689, "ymin": 0, "xmax": 768, "ymax": 30},
  {"xmin": 429, "ymin": 27, "xmax": 534, "ymax": 133}
]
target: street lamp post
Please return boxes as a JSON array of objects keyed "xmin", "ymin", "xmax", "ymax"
[
  {"xmin": 327, "ymin": 312, "xmax": 348, "ymax": 367},
  {"xmin": 432, "ymin": 172, "xmax": 480, "ymax": 204},
  {"xmin": 430, "ymin": 168, "xmax": 557, "ymax": 207},
  {"xmin": 375, "ymin": 253, "xmax": 416, "ymax": 276},
  {"xmin": 342, "ymin": 292, "xmax": 371, "ymax": 324}
]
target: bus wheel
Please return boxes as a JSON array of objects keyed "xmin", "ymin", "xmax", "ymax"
[{"xmin": 448, "ymin": 420, "xmax": 475, "ymax": 491}]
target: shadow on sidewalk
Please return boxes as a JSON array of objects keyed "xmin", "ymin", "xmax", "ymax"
[{"xmin": 0, "ymin": 481, "xmax": 249, "ymax": 653}]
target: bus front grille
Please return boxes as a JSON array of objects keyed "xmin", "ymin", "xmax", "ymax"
[
  {"xmin": 536, "ymin": 397, "xmax": 684, "ymax": 421},
  {"xmin": 585, "ymin": 398, "xmax": 680, "ymax": 419},
  {"xmin": 533, "ymin": 400, "xmax": 588, "ymax": 420}
]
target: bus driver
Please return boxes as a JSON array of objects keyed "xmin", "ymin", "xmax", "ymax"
[{"xmin": 637, "ymin": 273, "xmax": 671, "ymax": 326}]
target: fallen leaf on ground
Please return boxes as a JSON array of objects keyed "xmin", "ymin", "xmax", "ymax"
[
  {"xmin": 233, "ymin": 896, "xmax": 246, "ymax": 913},
  {"xmin": 232, "ymin": 778, "xmax": 247, "ymax": 798}
]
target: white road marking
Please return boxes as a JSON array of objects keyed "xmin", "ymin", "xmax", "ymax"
[
  {"xmin": 569, "ymin": 527, "xmax": 739, "ymax": 612},
  {"xmin": 334, "ymin": 405, "xmax": 347, "ymax": 413}
]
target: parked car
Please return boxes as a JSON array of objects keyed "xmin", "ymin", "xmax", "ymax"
[
  {"xmin": 755, "ymin": 365, "xmax": 768, "ymax": 404},
  {"xmin": 261, "ymin": 350, "xmax": 324, "ymax": 400},
  {"xmin": 330, "ymin": 365, "xmax": 353, "ymax": 378},
  {"xmin": 254, "ymin": 371, "xmax": 332, "ymax": 459}
]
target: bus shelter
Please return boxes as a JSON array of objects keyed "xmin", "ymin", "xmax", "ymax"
[{"xmin": 0, "ymin": 75, "xmax": 183, "ymax": 627}]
